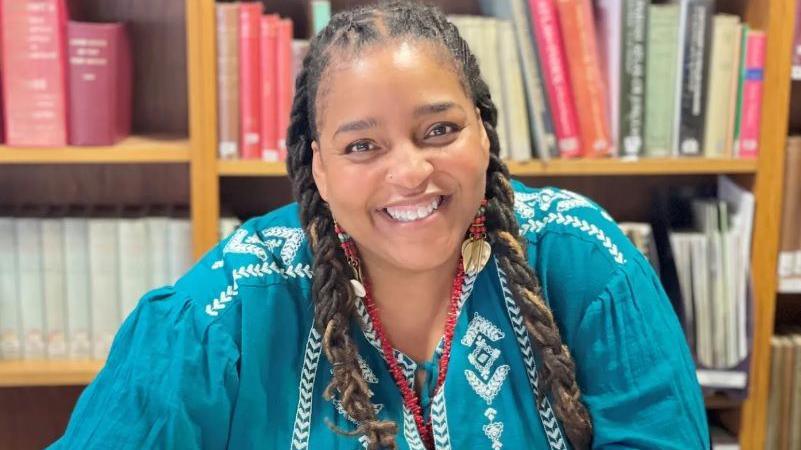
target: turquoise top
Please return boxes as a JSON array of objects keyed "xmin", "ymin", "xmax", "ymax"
[{"xmin": 49, "ymin": 181, "xmax": 710, "ymax": 449}]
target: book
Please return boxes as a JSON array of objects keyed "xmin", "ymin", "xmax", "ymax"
[
  {"xmin": 673, "ymin": 0, "xmax": 714, "ymax": 157},
  {"xmin": 41, "ymin": 217, "xmax": 67, "ymax": 359},
  {"xmin": 146, "ymin": 213, "xmax": 170, "ymax": 289},
  {"xmin": 793, "ymin": 0, "xmax": 801, "ymax": 79},
  {"xmin": 310, "ymin": 1, "xmax": 331, "ymax": 36},
  {"xmin": 529, "ymin": 0, "xmax": 580, "ymax": 157},
  {"xmin": 735, "ymin": 31, "xmax": 767, "ymax": 159},
  {"xmin": 0, "ymin": 217, "xmax": 20, "ymax": 360},
  {"xmin": 779, "ymin": 137, "xmax": 801, "ymax": 279},
  {"xmin": 594, "ymin": 0, "xmax": 622, "ymax": 156},
  {"xmin": 1, "ymin": 0, "xmax": 69, "ymax": 146},
  {"xmin": 15, "ymin": 217, "xmax": 46, "ymax": 359},
  {"xmin": 239, "ymin": 2, "xmax": 262, "ymax": 159},
  {"xmin": 644, "ymin": 3, "xmax": 680, "ymax": 157},
  {"xmin": 88, "ymin": 217, "xmax": 121, "ymax": 359},
  {"xmin": 118, "ymin": 214, "xmax": 149, "ymax": 320},
  {"xmin": 63, "ymin": 213, "xmax": 91, "ymax": 359},
  {"xmin": 789, "ymin": 335, "xmax": 801, "ymax": 450},
  {"xmin": 556, "ymin": 0, "xmax": 612, "ymax": 158},
  {"xmin": 703, "ymin": 15, "xmax": 742, "ymax": 158},
  {"xmin": 216, "ymin": 3, "xmax": 240, "ymax": 159},
  {"xmin": 260, "ymin": 14, "xmax": 280, "ymax": 161},
  {"xmin": 67, "ymin": 22, "xmax": 132, "ymax": 146},
  {"xmin": 497, "ymin": 20, "xmax": 533, "ymax": 161},
  {"xmin": 618, "ymin": 0, "xmax": 648, "ymax": 159},
  {"xmin": 276, "ymin": 18, "xmax": 293, "ymax": 160},
  {"xmin": 168, "ymin": 214, "xmax": 192, "ymax": 284}
]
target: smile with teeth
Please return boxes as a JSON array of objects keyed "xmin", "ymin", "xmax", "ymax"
[{"xmin": 383, "ymin": 196, "xmax": 443, "ymax": 222}]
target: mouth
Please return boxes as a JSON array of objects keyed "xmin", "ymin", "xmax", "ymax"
[{"xmin": 380, "ymin": 195, "xmax": 448, "ymax": 223}]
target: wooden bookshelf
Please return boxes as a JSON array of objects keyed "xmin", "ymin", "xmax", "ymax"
[
  {"xmin": 0, "ymin": 360, "xmax": 103, "ymax": 387},
  {"xmin": 0, "ymin": 135, "xmax": 190, "ymax": 164},
  {"xmin": 217, "ymin": 158, "xmax": 759, "ymax": 177}
]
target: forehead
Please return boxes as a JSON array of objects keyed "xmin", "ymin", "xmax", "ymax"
[{"xmin": 314, "ymin": 40, "xmax": 471, "ymax": 126}]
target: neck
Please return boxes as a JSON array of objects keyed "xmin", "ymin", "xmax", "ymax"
[{"xmin": 359, "ymin": 248, "xmax": 461, "ymax": 363}]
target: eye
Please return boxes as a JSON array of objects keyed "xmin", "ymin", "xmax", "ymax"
[
  {"xmin": 425, "ymin": 123, "xmax": 457, "ymax": 138},
  {"xmin": 345, "ymin": 140, "xmax": 377, "ymax": 154}
]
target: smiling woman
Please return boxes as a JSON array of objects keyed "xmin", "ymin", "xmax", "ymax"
[{"xmin": 48, "ymin": 2, "xmax": 709, "ymax": 450}]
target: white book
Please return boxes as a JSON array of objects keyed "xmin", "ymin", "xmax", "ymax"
[
  {"xmin": 63, "ymin": 217, "xmax": 92, "ymax": 359},
  {"xmin": 146, "ymin": 216, "xmax": 170, "ymax": 289},
  {"xmin": 0, "ymin": 218, "xmax": 21, "ymax": 360},
  {"xmin": 15, "ymin": 218, "xmax": 46, "ymax": 359},
  {"xmin": 595, "ymin": 0, "xmax": 623, "ymax": 151},
  {"xmin": 497, "ymin": 19, "xmax": 532, "ymax": 162},
  {"xmin": 118, "ymin": 218, "xmax": 149, "ymax": 320},
  {"xmin": 41, "ymin": 218, "xmax": 67, "ymax": 359},
  {"xmin": 168, "ymin": 217, "xmax": 193, "ymax": 284},
  {"xmin": 670, "ymin": 233, "xmax": 695, "ymax": 347},
  {"xmin": 690, "ymin": 233, "xmax": 713, "ymax": 368},
  {"xmin": 88, "ymin": 218, "xmax": 121, "ymax": 359}
]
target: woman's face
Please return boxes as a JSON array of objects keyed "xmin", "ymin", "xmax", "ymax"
[{"xmin": 311, "ymin": 40, "xmax": 490, "ymax": 274}]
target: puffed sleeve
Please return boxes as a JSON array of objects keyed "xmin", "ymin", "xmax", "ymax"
[
  {"xmin": 571, "ymin": 259, "xmax": 710, "ymax": 449},
  {"xmin": 47, "ymin": 285, "xmax": 241, "ymax": 450}
]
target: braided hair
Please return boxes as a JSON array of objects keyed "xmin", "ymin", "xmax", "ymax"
[{"xmin": 285, "ymin": 2, "xmax": 593, "ymax": 448}]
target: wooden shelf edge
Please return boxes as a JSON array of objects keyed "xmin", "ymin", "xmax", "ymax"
[
  {"xmin": 705, "ymin": 394, "xmax": 744, "ymax": 410},
  {"xmin": 217, "ymin": 158, "xmax": 759, "ymax": 177},
  {"xmin": 0, "ymin": 360, "xmax": 103, "ymax": 387},
  {"xmin": 0, "ymin": 135, "xmax": 191, "ymax": 164}
]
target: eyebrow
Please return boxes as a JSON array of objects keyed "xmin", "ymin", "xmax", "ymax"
[
  {"xmin": 333, "ymin": 117, "xmax": 380, "ymax": 138},
  {"xmin": 414, "ymin": 101, "xmax": 463, "ymax": 117}
]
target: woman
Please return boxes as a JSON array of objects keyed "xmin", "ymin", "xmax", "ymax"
[{"xmin": 51, "ymin": 2, "xmax": 709, "ymax": 449}]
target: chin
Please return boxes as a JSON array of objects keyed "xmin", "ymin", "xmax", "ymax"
[{"xmin": 383, "ymin": 242, "xmax": 459, "ymax": 274}]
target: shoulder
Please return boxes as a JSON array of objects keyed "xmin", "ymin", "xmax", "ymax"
[{"xmin": 172, "ymin": 202, "xmax": 312, "ymax": 326}]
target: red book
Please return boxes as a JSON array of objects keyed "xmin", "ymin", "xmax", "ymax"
[
  {"xmin": 67, "ymin": 22, "xmax": 132, "ymax": 146},
  {"xmin": 528, "ymin": 0, "xmax": 581, "ymax": 158},
  {"xmin": 260, "ymin": 14, "xmax": 279, "ymax": 161},
  {"xmin": 239, "ymin": 2, "xmax": 262, "ymax": 159},
  {"xmin": 1, "ymin": 0, "xmax": 69, "ymax": 147},
  {"xmin": 555, "ymin": 0, "xmax": 612, "ymax": 158},
  {"xmin": 276, "ymin": 18, "xmax": 293, "ymax": 161},
  {"xmin": 736, "ymin": 31, "xmax": 766, "ymax": 159}
]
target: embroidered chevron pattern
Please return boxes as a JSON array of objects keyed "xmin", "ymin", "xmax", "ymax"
[
  {"xmin": 462, "ymin": 313, "xmax": 505, "ymax": 346},
  {"xmin": 464, "ymin": 365, "xmax": 510, "ymax": 404},
  {"xmin": 431, "ymin": 387, "xmax": 452, "ymax": 450},
  {"xmin": 204, "ymin": 284, "xmax": 238, "ymax": 317},
  {"xmin": 291, "ymin": 327, "xmax": 322, "ymax": 450},
  {"xmin": 211, "ymin": 260, "xmax": 224, "ymax": 270},
  {"xmin": 497, "ymin": 266, "xmax": 566, "ymax": 450},
  {"xmin": 261, "ymin": 226, "xmax": 305, "ymax": 266},
  {"xmin": 357, "ymin": 354, "xmax": 379, "ymax": 383},
  {"xmin": 223, "ymin": 228, "xmax": 268, "ymax": 260},
  {"xmin": 522, "ymin": 212, "xmax": 626, "ymax": 265},
  {"xmin": 403, "ymin": 406, "xmax": 427, "ymax": 450}
]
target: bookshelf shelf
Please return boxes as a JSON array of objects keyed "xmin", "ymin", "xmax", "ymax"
[
  {"xmin": 0, "ymin": 135, "xmax": 190, "ymax": 164},
  {"xmin": 0, "ymin": 360, "xmax": 104, "ymax": 387},
  {"xmin": 217, "ymin": 157, "xmax": 759, "ymax": 177}
]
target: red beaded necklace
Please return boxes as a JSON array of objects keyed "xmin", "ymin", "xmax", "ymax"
[{"xmin": 360, "ymin": 263, "xmax": 464, "ymax": 449}]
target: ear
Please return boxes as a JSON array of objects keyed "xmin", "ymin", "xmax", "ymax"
[
  {"xmin": 311, "ymin": 140, "xmax": 329, "ymax": 201},
  {"xmin": 475, "ymin": 107, "xmax": 490, "ymax": 155}
]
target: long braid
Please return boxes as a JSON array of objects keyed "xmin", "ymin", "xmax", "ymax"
[{"xmin": 286, "ymin": 2, "xmax": 592, "ymax": 448}]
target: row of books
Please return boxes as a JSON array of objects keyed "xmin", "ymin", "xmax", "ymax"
[
  {"xmin": 779, "ymin": 136, "xmax": 801, "ymax": 289},
  {"xmin": 0, "ymin": 214, "xmax": 193, "ymax": 361},
  {"xmin": 215, "ymin": 1, "xmax": 332, "ymax": 161},
  {"xmin": 475, "ymin": 0, "xmax": 766, "ymax": 160},
  {"xmin": 0, "ymin": 0, "xmax": 133, "ymax": 147},
  {"xmin": 793, "ymin": 0, "xmax": 801, "ymax": 80},
  {"xmin": 765, "ymin": 331, "xmax": 801, "ymax": 450}
]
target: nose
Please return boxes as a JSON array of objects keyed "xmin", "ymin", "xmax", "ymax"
[{"xmin": 385, "ymin": 141, "xmax": 434, "ymax": 192}]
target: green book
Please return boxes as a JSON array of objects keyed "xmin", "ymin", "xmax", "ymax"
[
  {"xmin": 644, "ymin": 3, "xmax": 679, "ymax": 157},
  {"xmin": 732, "ymin": 24, "xmax": 750, "ymax": 149},
  {"xmin": 311, "ymin": 0, "xmax": 331, "ymax": 36}
]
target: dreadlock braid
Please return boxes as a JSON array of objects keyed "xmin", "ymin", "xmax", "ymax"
[{"xmin": 285, "ymin": 2, "xmax": 593, "ymax": 449}]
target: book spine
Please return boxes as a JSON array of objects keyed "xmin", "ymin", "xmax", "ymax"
[
  {"xmin": 146, "ymin": 216, "xmax": 170, "ymax": 288},
  {"xmin": 644, "ymin": 4, "xmax": 680, "ymax": 157},
  {"xmin": 723, "ymin": 24, "xmax": 745, "ymax": 158},
  {"xmin": 41, "ymin": 218, "xmax": 67, "ymax": 359},
  {"xmin": 674, "ymin": 0, "xmax": 714, "ymax": 157},
  {"xmin": 68, "ymin": 22, "xmax": 131, "ymax": 145},
  {"xmin": 779, "ymin": 138, "xmax": 801, "ymax": 278},
  {"xmin": 736, "ymin": 31, "xmax": 766, "ymax": 159},
  {"xmin": 594, "ymin": 0, "xmax": 623, "ymax": 156},
  {"xmin": 168, "ymin": 217, "xmax": 193, "ymax": 284},
  {"xmin": 1, "ymin": 0, "xmax": 68, "ymax": 146},
  {"xmin": 529, "ymin": 0, "xmax": 581, "ymax": 157},
  {"xmin": 276, "ymin": 18, "xmax": 294, "ymax": 161},
  {"xmin": 260, "ymin": 15, "xmax": 279, "ymax": 161},
  {"xmin": 88, "ymin": 218, "xmax": 120, "ymax": 360},
  {"xmin": 15, "ymin": 219, "xmax": 45, "ymax": 359},
  {"xmin": 618, "ymin": 0, "xmax": 648, "ymax": 158},
  {"xmin": 239, "ymin": 2, "xmax": 262, "ymax": 159},
  {"xmin": 118, "ymin": 218, "xmax": 148, "ymax": 320},
  {"xmin": 793, "ymin": 0, "xmax": 801, "ymax": 79},
  {"xmin": 497, "ymin": 20, "xmax": 533, "ymax": 161},
  {"xmin": 556, "ymin": 0, "xmax": 612, "ymax": 158},
  {"xmin": 63, "ymin": 217, "xmax": 91, "ymax": 359},
  {"xmin": 731, "ymin": 24, "xmax": 750, "ymax": 154},
  {"xmin": 703, "ymin": 16, "xmax": 741, "ymax": 158},
  {"xmin": 216, "ymin": 3, "xmax": 240, "ymax": 159},
  {"xmin": 311, "ymin": 1, "xmax": 331, "ymax": 36},
  {"xmin": 0, "ymin": 218, "xmax": 20, "ymax": 360}
]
